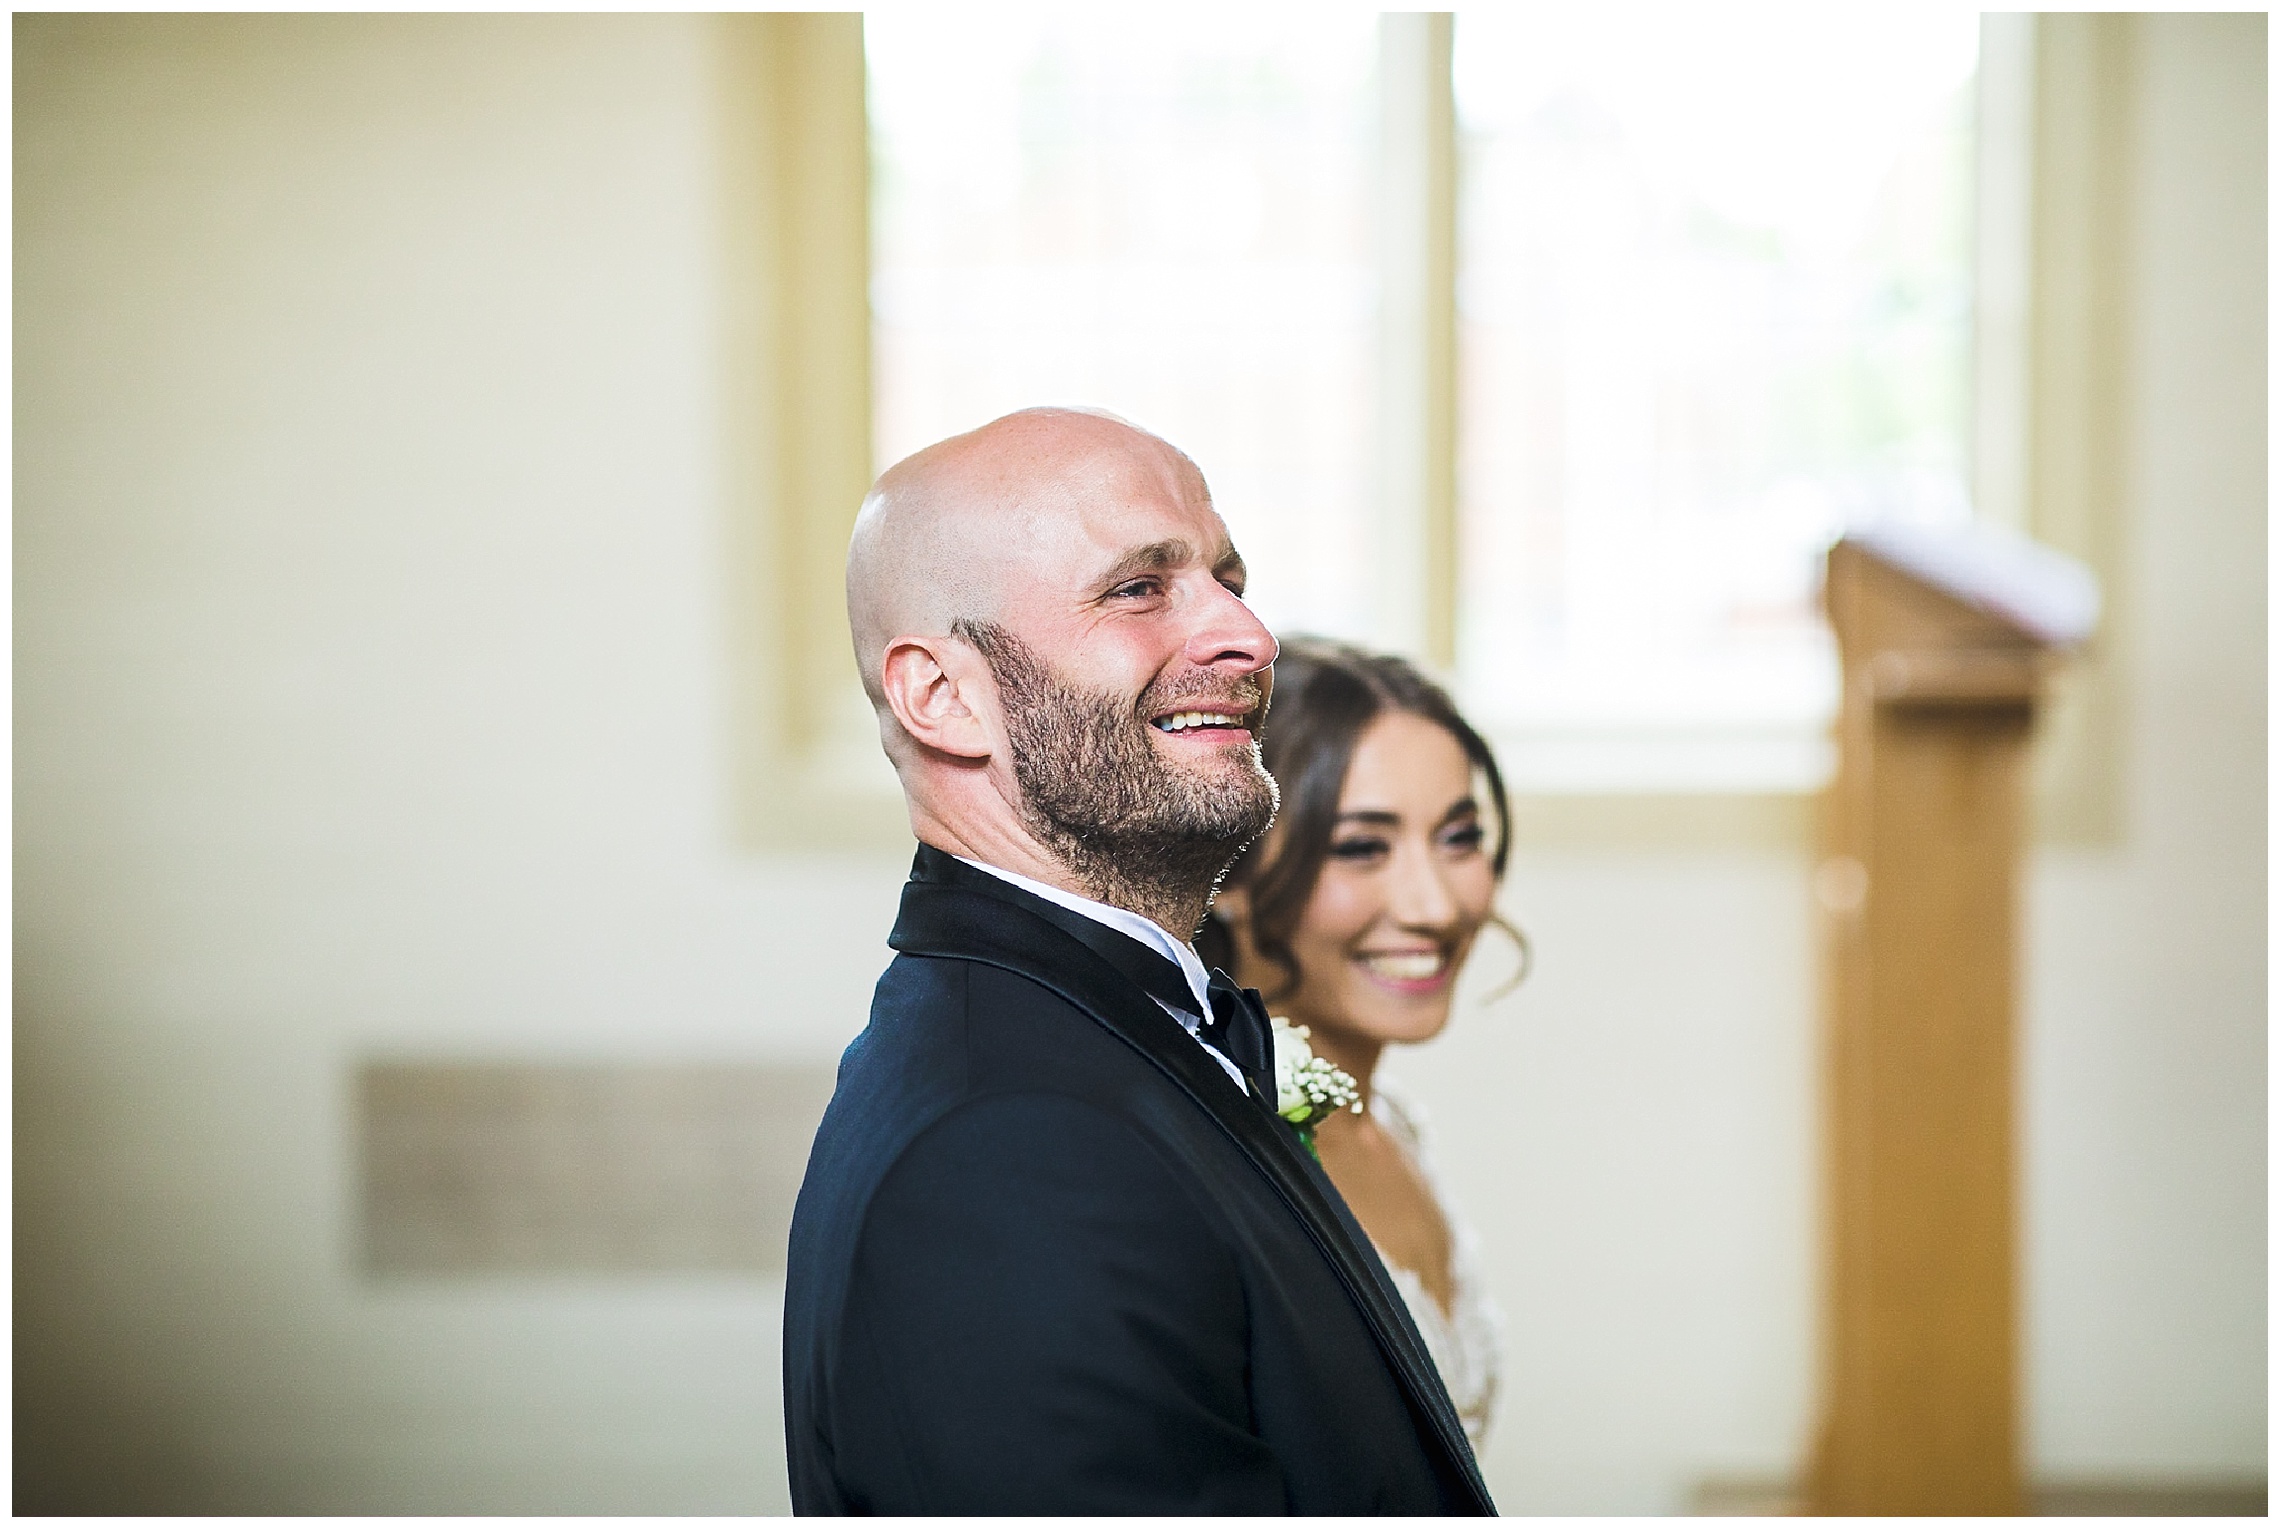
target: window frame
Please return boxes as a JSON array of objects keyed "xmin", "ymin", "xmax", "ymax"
[{"xmin": 736, "ymin": 12, "xmax": 2123, "ymax": 853}]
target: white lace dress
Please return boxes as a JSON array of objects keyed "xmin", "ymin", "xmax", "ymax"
[{"xmin": 1360, "ymin": 1074, "xmax": 1505, "ymax": 1448}]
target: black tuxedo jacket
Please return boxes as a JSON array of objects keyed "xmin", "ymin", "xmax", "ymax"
[{"xmin": 782, "ymin": 845, "xmax": 1495, "ymax": 1515}]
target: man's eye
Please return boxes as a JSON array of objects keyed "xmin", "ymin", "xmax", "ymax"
[
  {"xmin": 1110, "ymin": 578, "xmax": 1164, "ymax": 600},
  {"xmin": 1326, "ymin": 837, "xmax": 1390, "ymax": 863},
  {"xmin": 1219, "ymin": 577, "xmax": 1247, "ymax": 599}
]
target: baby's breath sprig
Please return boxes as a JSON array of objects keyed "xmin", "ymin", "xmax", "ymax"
[{"xmin": 1269, "ymin": 1016, "xmax": 1364, "ymax": 1157}]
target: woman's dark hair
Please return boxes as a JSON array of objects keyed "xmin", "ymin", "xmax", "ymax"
[{"xmin": 1197, "ymin": 636, "xmax": 1527, "ymax": 1001}]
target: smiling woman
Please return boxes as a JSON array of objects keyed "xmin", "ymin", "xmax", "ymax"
[{"xmin": 1199, "ymin": 637, "xmax": 1527, "ymax": 1447}]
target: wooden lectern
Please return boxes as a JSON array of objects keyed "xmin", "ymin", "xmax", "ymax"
[{"xmin": 1808, "ymin": 524, "xmax": 2098, "ymax": 1516}]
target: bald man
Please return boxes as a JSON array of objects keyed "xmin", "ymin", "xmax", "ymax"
[{"xmin": 782, "ymin": 409, "xmax": 1493, "ymax": 1515}]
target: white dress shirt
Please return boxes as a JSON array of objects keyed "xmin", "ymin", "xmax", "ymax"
[{"xmin": 955, "ymin": 856, "xmax": 1248, "ymax": 1094}]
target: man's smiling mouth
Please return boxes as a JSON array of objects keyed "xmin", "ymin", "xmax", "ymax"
[{"xmin": 1152, "ymin": 709, "xmax": 1251, "ymax": 734}]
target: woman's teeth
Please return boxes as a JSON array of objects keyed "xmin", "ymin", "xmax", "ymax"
[
  {"xmin": 1155, "ymin": 711, "xmax": 1240, "ymax": 732},
  {"xmin": 1360, "ymin": 951, "xmax": 1446, "ymax": 982}
]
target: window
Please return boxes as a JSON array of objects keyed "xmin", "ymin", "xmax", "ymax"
[
  {"xmin": 868, "ymin": 11, "xmax": 1382, "ymax": 641},
  {"xmin": 1455, "ymin": 6, "xmax": 1980, "ymax": 788},
  {"xmin": 865, "ymin": 10, "xmax": 1983, "ymax": 794}
]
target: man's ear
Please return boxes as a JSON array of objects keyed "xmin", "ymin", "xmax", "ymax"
[{"xmin": 879, "ymin": 635, "xmax": 993, "ymax": 760}]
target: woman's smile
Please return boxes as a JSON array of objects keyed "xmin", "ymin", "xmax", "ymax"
[
  {"xmin": 1352, "ymin": 946, "xmax": 1455, "ymax": 992},
  {"xmin": 1256, "ymin": 708, "xmax": 1499, "ymax": 1071}
]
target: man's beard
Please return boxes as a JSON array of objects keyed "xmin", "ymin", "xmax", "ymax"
[{"xmin": 956, "ymin": 619, "xmax": 1278, "ymax": 935}]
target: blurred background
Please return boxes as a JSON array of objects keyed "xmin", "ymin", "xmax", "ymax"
[{"xmin": 14, "ymin": 9, "xmax": 2264, "ymax": 1514}]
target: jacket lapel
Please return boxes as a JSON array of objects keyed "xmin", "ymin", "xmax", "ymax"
[{"xmin": 888, "ymin": 856, "xmax": 1493, "ymax": 1511}]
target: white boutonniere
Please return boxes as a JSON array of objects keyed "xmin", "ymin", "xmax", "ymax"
[{"xmin": 1269, "ymin": 1015, "xmax": 1363, "ymax": 1156}]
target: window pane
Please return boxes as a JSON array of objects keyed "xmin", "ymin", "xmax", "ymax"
[
  {"xmin": 1455, "ymin": 7, "xmax": 1979, "ymax": 731},
  {"xmin": 868, "ymin": 13, "xmax": 1381, "ymax": 640}
]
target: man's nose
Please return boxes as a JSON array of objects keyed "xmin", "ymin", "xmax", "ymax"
[{"xmin": 1183, "ymin": 578, "xmax": 1277, "ymax": 675}]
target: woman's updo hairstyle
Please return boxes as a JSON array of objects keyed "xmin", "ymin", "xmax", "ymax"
[{"xmin": 1198, "ymin": 636, "xmax": 1524, "ymax": 1000}]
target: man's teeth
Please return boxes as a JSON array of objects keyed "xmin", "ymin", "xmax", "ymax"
[
  {"xmin": 1361, "ymin": 951, "xmax": 1446, "ymax": 981},
  {"xmin": 1155, "ymin": 711, "xmax": 1241, "ymax": 732}
]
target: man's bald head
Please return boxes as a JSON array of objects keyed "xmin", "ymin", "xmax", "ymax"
[
  {"xmin": 846, "ymin": 406, "xmax": 1278, "ymax": 931},
  {"xmin": 845, "ymin": 407, "xmax": 1210, "ymax": 710}
]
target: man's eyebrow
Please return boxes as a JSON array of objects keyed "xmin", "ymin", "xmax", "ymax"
[
  {"xmin": 1093, "ymin": 538, "xmax": 1247, "ymax": 594},
  {"xmin": 1095, "ymin": 539, "xmax": 1189, "ymax": 590}
]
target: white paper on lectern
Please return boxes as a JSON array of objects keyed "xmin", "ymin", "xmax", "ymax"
[{"xmin": 1845, "ymin": 518, "xmax": 2101, "ymax": 647}]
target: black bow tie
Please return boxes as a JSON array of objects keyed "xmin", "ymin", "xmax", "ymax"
[
  {"xmin": 1088, "ymin": 938, "xmax": 1272, "ymax": 1107},
  {"xmin": 902, "ymin": 847, "xmax": 1279, "ymax": 1107},
  {"xmin": 1200, "ymin": 969, "xmax": 1276, "ymax": 1106},
  {"xmin": 1091, "ymin": 941, "xmax": 1273, "ymax": 1107}
]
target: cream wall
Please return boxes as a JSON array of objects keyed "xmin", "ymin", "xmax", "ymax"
[
  {"xmin": 15, "ymin": 16, "xmax": 898, "ymax": 1512},
  {"xmin": 13, "ymin": 13, "xmax": 2263, "ymax": 1515},
  {"xmin": 2019, "ymin": 13, "xmax": 2266, "ymax": 1476}
]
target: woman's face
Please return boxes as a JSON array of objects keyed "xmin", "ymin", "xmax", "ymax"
[{"xmin": 1270, "ymin": 710, "xmax": 1499, "ymax": 1052}]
